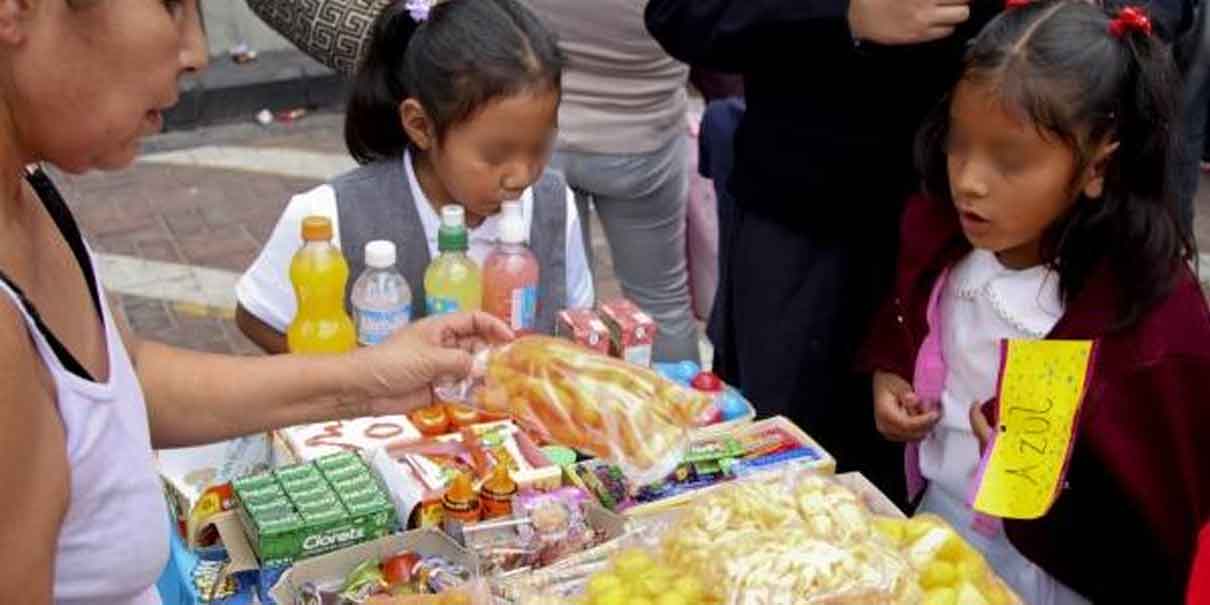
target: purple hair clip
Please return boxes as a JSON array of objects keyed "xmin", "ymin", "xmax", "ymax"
[{"xmin": 405, "ymin": 0, "xmax": 432, "ymax": 22}]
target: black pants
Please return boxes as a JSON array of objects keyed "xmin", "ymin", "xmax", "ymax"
[{"xmin": 713, "ymin": 201, "xmax": 907, "ymax": 508}]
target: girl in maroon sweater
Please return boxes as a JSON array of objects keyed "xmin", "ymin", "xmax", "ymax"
[{"xmin": 863, "ymin": 1, "xmax": 1210, "ymax": 602}]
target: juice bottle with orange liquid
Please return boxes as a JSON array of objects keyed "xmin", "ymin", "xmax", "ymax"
[{"xmin": 287, "ymin": 216, "xmax": 357, "ymax": 353}]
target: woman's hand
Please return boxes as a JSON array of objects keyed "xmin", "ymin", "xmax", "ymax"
[
  {"xmin": 873, "ymin": 370, "xmax": 941, "ymax": 442},
  {"xmin": 354, "ymin": 311, "xmax": 513, "ymax": 416}
]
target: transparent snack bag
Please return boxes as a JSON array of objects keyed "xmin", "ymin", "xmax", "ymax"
[
  {"xmin": 871, "ymin": 514, "xmax": 1023, "ymax": 605},
  {"xmin": 659, "ymin": 469, "xmax": 923, "ymax": 605},
  {"xmin": 463, "ymin": 336, "xmax": 714, "ymax": 485}
]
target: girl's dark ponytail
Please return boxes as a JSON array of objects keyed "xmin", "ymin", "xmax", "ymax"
[
  {"xmin": 344, "ymin": 2, "xmax": 422, "ymax": 164},
  {"xmin": 1099, "ymin": 23, "xmax": 1192, "ymax": 327}
]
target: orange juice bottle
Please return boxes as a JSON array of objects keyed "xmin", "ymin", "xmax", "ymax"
[{"xmin": 287, "ymin": 216, "xmax": 357, "ymax": 354}]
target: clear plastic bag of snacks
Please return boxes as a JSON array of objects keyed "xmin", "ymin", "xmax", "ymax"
[
  {"xmin": 659, "ymin": 469, "xmax": 923, "ymax": 605},
  {"xmin": 510, "ymin": 543, "xmax": 716, "ymax": 605},
  {"xmin": 462, "ymin": 336, "xmax": 714, "ymax": 484},
  {"xmin": 871, "ymin": 515, "xmax": 1023, "ymax": 605}
]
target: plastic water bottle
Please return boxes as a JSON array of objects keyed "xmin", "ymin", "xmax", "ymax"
[{"xmin": 351, "ymin": 240, "xmax": 412, "ymax": 346}]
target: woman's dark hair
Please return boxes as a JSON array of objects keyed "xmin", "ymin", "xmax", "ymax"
[
  {"xmin": 344, "ymin": 0, "xmax": 564, "ymax": 164},
  {"xmin": 917, "ymin": 0, "xmax": 1193, "ymax": 330}
]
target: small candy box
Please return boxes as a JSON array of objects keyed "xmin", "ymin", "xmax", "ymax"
[
  {"xmin": 597, "ymin": 298, "xmax": 656, "ymax": 367},
  {"xmin": 233, "ymin": 453, "xmax": 396, "ymax": 567},
  {"xmin": 556, "ymin": 308, "xmax": 611, "ymax": 355}
]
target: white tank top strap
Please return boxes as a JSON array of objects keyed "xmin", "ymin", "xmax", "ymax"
[{"xmin": 0, "ymin": 249, "xmax": 168, "ymax": 604}]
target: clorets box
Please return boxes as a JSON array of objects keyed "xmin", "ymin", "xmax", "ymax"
[{"xmin": 232, "ymin": 452, "xmax": 397, "ymax": 567}]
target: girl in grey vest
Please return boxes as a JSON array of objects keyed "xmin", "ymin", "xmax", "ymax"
[{"xmin": 236, "ymin": 0, "xmax": 594, "ymax": 353}]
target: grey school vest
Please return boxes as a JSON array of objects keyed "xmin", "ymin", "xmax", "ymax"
[{"xmin": 333, "ymin": 155, "xmax": 567, "ymax": 334}]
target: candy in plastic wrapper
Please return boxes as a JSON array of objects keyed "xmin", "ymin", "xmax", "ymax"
[
  {"xmin": 514, "ymin": 488, "xmax": 598, "ymax": 567},
  {"xmin": 463, "ymin": 336, "xmax": 714, "ymax": 484}
]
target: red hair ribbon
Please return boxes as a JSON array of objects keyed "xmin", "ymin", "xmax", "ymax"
[
  {"xmin": 1109, "ymin": 6, "xmax": 1153, "ymax": 38},
  {"xmin": 1005, "ymin": 0, "xmax": 1031, "ymax": 9}
]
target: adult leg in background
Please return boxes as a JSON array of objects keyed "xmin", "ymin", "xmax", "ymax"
[
  {"xmin": 716, "ymin": 200, "xmax": 907, "ymax": 506},
  {"xmin": 1176, "ymin": 3, "xmax": 1210, "ymax": 237},
  {"xmin": 699, "ymin": 98, "xmax": 745, "ymax": 360},
  {"xmin": 551, "ymin": 136, "xmax": 700, "ymax": 363}
]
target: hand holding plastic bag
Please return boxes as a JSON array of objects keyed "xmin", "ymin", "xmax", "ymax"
[{"xmin": 465, "ymin": 336, "xmax": 713, "ymax": 484}]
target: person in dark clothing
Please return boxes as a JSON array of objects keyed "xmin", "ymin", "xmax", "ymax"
[
  {"xmin": 645, "ymin": 0, "xmax": 1003, "ymax": 503},
  {"xmin": 698, "ymin": 98, "xmax": 744, "ymax": 352}
]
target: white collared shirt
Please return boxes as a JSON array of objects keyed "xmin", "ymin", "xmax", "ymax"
[
  {"xmin": 237, "ymin": 152, "xmax": 594, "ymax": 332},
  {"xmin": 920, "ymin": 249, "xmax": 1065, "ymax": 501}
]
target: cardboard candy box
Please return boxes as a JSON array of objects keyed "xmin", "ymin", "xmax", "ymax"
[
  {"xmin": 555, "ymin": 309, "xmax": 611, "ymax": 356},
  {"xmin": 597, "ymin": 299, "xmax": 656, "ymax": 367}
]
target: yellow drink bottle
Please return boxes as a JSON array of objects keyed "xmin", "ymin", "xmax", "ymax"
[
  {"xmin": 287, "ymin": 216, "xmax": 357, "ymax": 353},
  {"xmin": 424, "ymin": 205, "xmax": 482, "ymax": 316}
]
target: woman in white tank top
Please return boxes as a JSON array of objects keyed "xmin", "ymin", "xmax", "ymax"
[{"xmin": 0, "ymin": 3, "xmax": 512, "ymax": 603}]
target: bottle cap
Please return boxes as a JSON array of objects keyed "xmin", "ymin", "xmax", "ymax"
[
  {"xmin": 691, "ymin": 371, "xmax": 724, "ymax": 393},
  {"xmin": 300, "ymin": 216, "xmax": 333, "ymax": 241},
  {"xmin": 483, "ymin": 463, "xmax": 517, "ymax": 496},
  {"xmin": 364, "ymin": 240, "xmax": 397, "ymax": 268},
  {"xmin": 498, "ymin": 202, "xmax": 526, "ymax": 245},
  {"xmin": 438, "ymin": 205, "xmax": 469, "ymax": 252},
  {"xmin": 441, "ymin": 205, "xmax": 465, "ymax": 228},
  {"xmin": 444, "ymin": 472, "xmax": 476, "ymax": 505}
]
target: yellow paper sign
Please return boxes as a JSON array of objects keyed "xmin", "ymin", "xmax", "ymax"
[{"xmin": 971, "ymin": 339, "xmax": 1094, "ymax": 519}]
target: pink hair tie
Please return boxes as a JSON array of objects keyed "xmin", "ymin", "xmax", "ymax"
[{"xmin": 1005, "ymin": 0, "xmax": 1032, "ymax": 9}]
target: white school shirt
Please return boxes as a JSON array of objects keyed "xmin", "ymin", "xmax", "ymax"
[
  {"xmin": 919, "ymin": 249, "xmax": 1065, "ymax": 501},
  {"xmin": 237, "ymin": 152, "xmax": 595, "ymax": 332}
]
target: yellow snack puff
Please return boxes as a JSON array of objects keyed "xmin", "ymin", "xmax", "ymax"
[
  {"xmin": 613, "ymin": 549, "xmax": 655, "ymax": 581},
  {"xmin": 905, "ymin": 517, "xmax": 938, "ymax": 542},
  {"xmin": 587, "ymin": 574, "xmax": 623, "ymax": 598},
  {"xmin": 873, "ymin": 518, "xmax": 907, "ymax": 545},
  {"xmin": 956, "ymin": 560, "xmax": 983, "ymax": 583},
  {"xmin": 922, "ymin": 561, "xmax": 958, "ymax": 589},
  {"xmin": 956, "ymin": 582, "xmax": 992, "ymax": 605},
  {"xmin": 637, "ymin": 567, "xmax": 676, "ymax": 596},
  {"xmin": 938, "ymin": 532, "xmax": 976, "ymax": 562},
  {"xmin": 655, "ymin": 594, "xmax": 690, "ymax": 605},
  {"xmin": 670, "ymin": 576, "xmax": 704, "ymax": 602},
  {"xmin": 592, "ymin": 586, "xmax": 629, "ymax": 605},
  {"xmin": 925, "ymin": 587, "xmax": 959, "ymax": 605}
]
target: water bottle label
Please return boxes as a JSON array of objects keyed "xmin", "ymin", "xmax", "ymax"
[
  {"xmin": 426, "ymin": 297, "xmax": 460, "ymax": 317},
  {"xmin": 510, "ymin": 286, "xmax": 538, "ymax": 331},
  {"xmin": 356, "ymin": 304, "xmax": 411, "ymax": 346}
]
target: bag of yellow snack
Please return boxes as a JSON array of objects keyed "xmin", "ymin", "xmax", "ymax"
[
  {"xmin": 460, "ymin": 336, "xmax": 713, "ymax": 484},
  {"xmin": 872, "ymin": 515, "xmax": 1022, "ymax": 605}
]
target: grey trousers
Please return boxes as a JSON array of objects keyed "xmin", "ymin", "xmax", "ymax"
[
  {"xmin": 1176, "ymin": 3, "xmax": 1210, "ymax": 235},
  {"xmin": 549, "ymin": 136, "xmax": 701, "ymax": 363}
]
